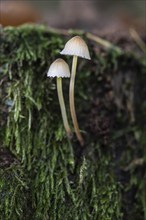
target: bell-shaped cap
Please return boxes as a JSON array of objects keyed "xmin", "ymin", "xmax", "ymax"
[
  {"xmin": 60, "ymin": 36, "xmax": 91, "ymax": 60},
  {"xmin": 47, "ymin": 58, "xmax": 70, "ymax": 78}
]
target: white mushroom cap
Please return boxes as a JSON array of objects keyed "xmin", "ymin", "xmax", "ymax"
[
  {"xmin": 47, "ymin": 58, "xmax": 70, "ymax": 78},
  {"xmin": 60, "ymin": 36, "xmax": 91, "ymax": 60}
]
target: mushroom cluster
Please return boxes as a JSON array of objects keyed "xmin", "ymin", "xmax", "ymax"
[{"xmin": 47, "ymin": 36, "xmax": 90, "ymax": 145}]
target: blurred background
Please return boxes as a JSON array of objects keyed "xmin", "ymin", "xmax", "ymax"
[{"xmin": 0, "ymin": 0, "xmax": 145, "ymax": 33}]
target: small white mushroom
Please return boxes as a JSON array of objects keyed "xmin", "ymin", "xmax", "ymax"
[
  {"xmin": 47, "ymin": 58, "xmax": 70, "ymax": 78},
  {"xmin": 60, "ymin": 36, "xmax": 91, "ymax": 146},
  {"xmin": 47, "ymin": 58, "xmax": 72, "ymax": 138},
  {"xmin": 60, "ymin": 36, "xmax": 91, "ymax": 60}
]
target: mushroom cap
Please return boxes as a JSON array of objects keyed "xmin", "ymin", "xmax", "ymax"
[
  {"xmin": 60, "ymin": 36, "xmax": 91, "ymax": 60},
  {"xmin": 47, "ymin": 58, "xmax": 70, "ymax": 78}
]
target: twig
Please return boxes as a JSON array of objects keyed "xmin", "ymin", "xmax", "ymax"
[
  {"xmin": 130, "ymin": 28, "xmax": 146, "ymax": 53},
  {"xmin": 86, "ymin": 32, "xmax": 122, "ymax": 53},
  {"xmin": 47, "ymin": 26, "xmax": 122, "ymax": 53}
]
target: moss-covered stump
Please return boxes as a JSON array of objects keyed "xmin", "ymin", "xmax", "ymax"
[{"xmin": 0, "ymin": 25, "xmax": 146, "ymax": 220}]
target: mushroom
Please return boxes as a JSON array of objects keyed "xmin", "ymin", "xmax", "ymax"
[
  {"xmin": 47, "ymin": 58, "xmax": 72, "ymax": 138},
  {"xmin": 60, "ymin": 36, "xmax": 91, "ymax": 146}
]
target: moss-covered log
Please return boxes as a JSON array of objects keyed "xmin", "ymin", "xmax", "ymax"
[{"xmin": 0, "ymin": 25, "xmax": 146, "ymax": 220}]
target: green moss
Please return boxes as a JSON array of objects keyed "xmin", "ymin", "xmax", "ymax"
[
  {"xmin": 0, "ymin": 24, "xmax": 145, "ymax": 220},
  {"xmin": 0, "ymin": 165, "xmax": 30, "ymax": 220}
]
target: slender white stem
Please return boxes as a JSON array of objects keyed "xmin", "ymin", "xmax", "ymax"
[
  {"xmin": 70, "ymin": 55, "xmax": 84, "ymax": 146},
  {"xmin": 57, "ymin": 77, "xmax": 72, "ymax": 138}
]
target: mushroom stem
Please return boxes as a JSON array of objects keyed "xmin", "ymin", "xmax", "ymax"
[
  {"xmin": 57, "ymin": 77, "xmax": 72, "ymax": 138},
  {"xmin": 70, "ymin": 55, "xmax": 84, "ymax": 146}
]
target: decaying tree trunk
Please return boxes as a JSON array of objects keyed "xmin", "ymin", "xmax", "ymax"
[{"xmin": 0, "ymin": 24, "xmax": 146, "ymax": 220}]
